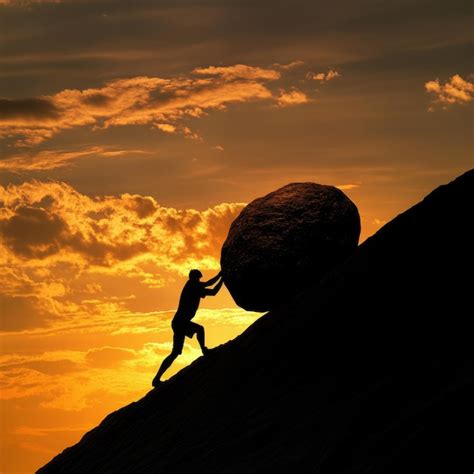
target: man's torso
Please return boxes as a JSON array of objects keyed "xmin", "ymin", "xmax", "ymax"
[{"xmin": 172, "ymin": 280, "xmax": 205, "ymax": 327}]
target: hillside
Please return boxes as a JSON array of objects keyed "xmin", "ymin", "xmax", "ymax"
[{"xmin": 38, "ymin": 170, "xmax": 474, "ymax": 473}]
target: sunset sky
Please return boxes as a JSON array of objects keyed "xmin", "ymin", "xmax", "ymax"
[{"xmin": 0, "ymin": 1, "xmax": 472, "ymax": 472}]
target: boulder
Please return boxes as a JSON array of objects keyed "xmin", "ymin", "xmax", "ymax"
[{"xmin": 220, "ymin": 182, "xmax": 360, "ymax": 311}]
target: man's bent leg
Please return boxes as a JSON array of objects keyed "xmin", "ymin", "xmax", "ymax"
[{"xmin": 194, "ymin": 324, "xmax": 208, "ymax": 355}]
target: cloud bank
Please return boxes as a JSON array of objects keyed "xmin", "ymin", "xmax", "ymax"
[
  {"xmin": 0, "ymin": 180, "xmax": 246, "ymax": 333},
  {"xmin": 0, "ymin": 64, "xmax": 310, "ymax": 147}
]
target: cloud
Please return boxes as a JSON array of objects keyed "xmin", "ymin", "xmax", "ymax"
[
  {"xmin": 14, "ymin": 426, "xmax": 90, "ymax": 437},
  {"xmin": 124, "ymin": 195, "xmax": 158, "ymax": 219},
  {"xmin": 0, "ymin": 294, "xmax": 55, "ymax": 331},
  {"xmin": 0, "ymin": 146, "xmax": 148, "ymax": 171},
  {"xmin": 0, "ymin": 98, "xmax": 60, "ymax": 122},
  {"xmin": 273, "ymin": 60, "xmax": 305, "ymax": 70},
  {"xmin": 0, "ymin": 202, "xmax": 148, "ymax": 264},
  {"xmin": 0, "ymin": 206, "xmax": 67, "ymax": 258},
  {"xmin": 0, "ymin": 181, "xmax": 246, "ymax": 331},
  {"xmin": 0, "ymin": 179, "xmax": 239, "ymax": 265},
  {"xmin": 306, "ymin": 69, "xmax": 341, "ymax": 82},
  {"xmin": 336, "ymin": 183, "xmax": 360, "ymax": 190},
  {"xmin": 155, "ymin": 123, "xmax": 176, "ymax": 134},
  {"xmin": 193, "ymin": 64, "xmax": 280, "ymax": 81},
  {"xmin": 276, "ymin": 89, "xmax": 309, "ymax": 107},
  {"xmin": 0, "ymin": 0, "xmax": 61, "ymax": 4},
  {"xmin": 425, "ymin": 74, "xmax": 474, "ymax": 108},
  {"xmin": 0, "ymin": 307, "xmax": 261, "ymax": 407},
  {"xmin": 0, "ymin": 64, "xmax": 289, "ymax": 147}
]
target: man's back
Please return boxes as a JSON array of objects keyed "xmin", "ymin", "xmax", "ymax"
[{"xmin": 174, "ymin": 280, "xmax": 205, "ymax": 323}]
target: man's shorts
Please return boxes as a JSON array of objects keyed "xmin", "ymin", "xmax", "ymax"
[{"xmin": 172, "ymin": 321, "xmax": 202, "ymax": 354}]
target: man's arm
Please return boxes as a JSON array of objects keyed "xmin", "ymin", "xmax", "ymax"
[
  {"xmin": 202, "ymin": 271, "xmax": 222, "ymax": 287},
  {"xmin": 203, "ymin": 277, "xmax": 223, "ymax": 296}
]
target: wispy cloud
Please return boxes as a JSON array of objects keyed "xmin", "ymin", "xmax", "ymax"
[
  {"xmin": 0, "ymin": 64, "xmax": 292, "ymax": 147},
  {"xmin": 0, "ymin": 307, "xmax": 261, "ymax": 409},
  {"xmin": 272, "ymin": 60, "xmax": 305, "ymax": 70},
  {"xmin": 0, "ymin": 147, "xmax": 147, "ymax": 171},
  {"xmin": 336, "ymin": 183, "xmax": 360, "ymax": 190}
]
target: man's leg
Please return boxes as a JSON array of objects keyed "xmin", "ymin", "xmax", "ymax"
[
  {"xmin": 152, "ymin": 351, "xmax": 178, "ymax": 386},
  {"xmin": 193, "ymin": 323, "xmax": 208, "ymax": 355},
  {"xmin": 152, "ymin": 332, "xmax": 184, "ymax": 386}
]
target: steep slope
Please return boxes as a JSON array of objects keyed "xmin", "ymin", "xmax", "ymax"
[{"xmin": 38, "ymin": 170, "xmax": 474, "ymax": 474}]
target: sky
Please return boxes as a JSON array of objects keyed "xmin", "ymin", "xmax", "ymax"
[{"xmin": 0, "ymin": 0, "xmax": 472, "ymax": 472}]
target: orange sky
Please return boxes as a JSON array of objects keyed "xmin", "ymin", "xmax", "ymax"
[{"xmin": 0, "ymin": 0, "xmax": 472, "ymax": 472}]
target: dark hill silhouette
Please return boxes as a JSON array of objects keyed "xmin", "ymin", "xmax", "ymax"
[{"xmin": 38, "ymin": 170, "xmax": 474, "ymax": 474}]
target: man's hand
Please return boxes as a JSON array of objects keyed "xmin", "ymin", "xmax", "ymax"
[
  {"xmin": 203, "ymin": 271, "xmax": 222, "ymax": 287},
  {"xmin": 204, "ymin": 277, "xmax": 224, "ymax": 296}
]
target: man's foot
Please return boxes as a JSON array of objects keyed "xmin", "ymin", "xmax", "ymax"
[
  {"xmin": 202, "ymin": 346, "xmax": 210, "ymax": 356},
  {"xmin": 152, "ymin": 376, "xmax": 162, "ymax": 388}
]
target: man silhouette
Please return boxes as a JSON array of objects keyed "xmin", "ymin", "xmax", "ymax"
[{"xmin": 152, "ymin": 269, "xmax": 223, "ymax": 387}]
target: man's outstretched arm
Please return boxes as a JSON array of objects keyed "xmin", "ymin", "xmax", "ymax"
[
  {"xmin": 204, "ymin": 277, "xmax": 223, "ymax": 296},
  {"xmin": 202, "ymin": 271, "xmax": 222, "ymax": 287}
]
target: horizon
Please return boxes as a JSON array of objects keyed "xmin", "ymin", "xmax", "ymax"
[{"xmin": 0, "ymin": 1, "xmax": 472, "ymax": 472}]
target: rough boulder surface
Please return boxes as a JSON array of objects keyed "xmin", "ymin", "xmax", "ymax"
[
  {"xmin": 221, "ymin": 182, "xmax": 361, "ymax": 311},
  {"xmin": 38, "ymin": 170, "xmax": 474, "ymax": 474}
]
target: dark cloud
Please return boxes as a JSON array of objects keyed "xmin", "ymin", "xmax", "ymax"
[
  {"xmin": 66, "ymin": 231, "xmax": 149, "ymax": 265},
  {"xmin": 0, "ymin": 97, "xmax": 60, "ymax": 122},
  {"xmin": 0, "ymin": 295, "xmax": 51, "ymax": 331},
  {"xmin": 81, "ymin": 93, "xmax": 112, "ymax": 107},
  {"xmin": 125, "ymin": 195, "xmax": 158, "ymax": 218},
  {"xmin": 0, "ymin": 206, "xmax": 67, "ymax": 258},
  {"xmin": 0, "ymin": 203, "xmax": 149, "ymax": 264}
]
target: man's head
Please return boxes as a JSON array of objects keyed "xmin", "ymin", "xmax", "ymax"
[{"xmin": 189, "ymin": 269, "xmax": 202, "ymax": 281}]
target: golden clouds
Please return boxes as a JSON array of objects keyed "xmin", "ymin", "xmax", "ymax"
[
  {"xmin": 0, "ymin": 66, "xmax": 278, "ymax": 147},
  {"xmin": 0, "ymin": 181, "xmax": 244, "ymax": 267},
  {"xmin": 0, "ymin": 199, "xmax": 147, "ymax": 265},
  {"xmin": 425, "ymin": 74, "xmax": 474, "ymax": 109},
  {"xmin": 0, "ymin": 181, "xmax": 245, "ymax": 333},
  {"xmin": 0, "ymin": 303, "xmax": 260, "ymax": 470},
  {"xmin": 0, "ymin": 64, "xmax": 316, "ymax": 149}
]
